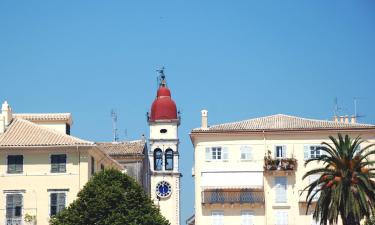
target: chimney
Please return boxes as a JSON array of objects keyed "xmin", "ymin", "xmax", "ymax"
[
  {"xmin": 344, "ymin": 115, "xmax": 349, "ymax": 124},
  {"xmin": 201, "ymin": 110, "xmax": 208, "ymax": 129},
  {"xmin": 1, "ymin": 101, "xmax": 13, "ymax": 126},
  {"xmin": 333, "ymin": 115, "xmax": 339, "ymax": 122},
  {"xmin": 339, "ymin": 116, "xmax": 344, "ymax": 123},
  {"xmin": 350, "ymin": 115, "xmax": 356, "ymax": 124}
]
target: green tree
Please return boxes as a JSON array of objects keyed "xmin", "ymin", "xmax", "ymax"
[
  {"xmin": 302, "ymin": 134, "xmax": 375, "ymax": 225},
  {"xmin": 50, "ymin": 168, "xmax": 170, "ymax": 225}
]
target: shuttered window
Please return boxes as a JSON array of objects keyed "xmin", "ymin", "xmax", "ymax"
[
  {"xmin": 241, "ymin": 211, "xmax": 254, "ymax": 225},
  {"xmin": 51, "ymin": 154, "xmax": 66, "ymax": 173},
  {"xmin": 205, "ymin": 147, "xmax": 228, "ymax": 162},
  {"xmin": 50, "ymin": 193, "xmax": 66, "ymax": 216},
  {"xmin": 6, "ymin": 194, "xmax": 22, "ymax": 219},
  {"xmin": 275, "ymin": 210, "xmax": 288, "ymax": 225},
  {"xmin": 7, "ymin": 155, "xmax": 23, "ymax": 174},
  {"xmin": 275, "ymin": 177, "xmax": 287, "ymax": 203},
  {"xmin": 240, "ymin": 146, "xmax": 253, "ymax": 160},
  {"xmin": 304, "ymin": 145, "xmax": 323, "ymax": 160},
  {"xmin": 212, "ymin": 211, "xmax": 224, "ymax": 225}
]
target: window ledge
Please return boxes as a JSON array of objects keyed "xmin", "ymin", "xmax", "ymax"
[{"xmin": 272, "ymin": 203, "xmax": 291, "ymax": 209}]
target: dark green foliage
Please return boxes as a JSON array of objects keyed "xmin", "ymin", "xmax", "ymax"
[
  {"xmin": 365, "ymin": 215, "xmax": 375, "ymax": 225},
  {"xmin": 302, "ymin": 134, "xmax": 375, "ymax": 225},
  {"xmin": 50, "ymin": 169, "xmax": 170, "ymax": 225}
]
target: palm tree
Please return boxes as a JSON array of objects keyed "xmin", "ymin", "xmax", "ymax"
[{"xmin": 302, "ymin": 134, "xmax": 375, "ymax": 225}]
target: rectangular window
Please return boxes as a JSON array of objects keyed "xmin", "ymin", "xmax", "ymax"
[
  {"xmin": 91, "ymin": 156, "xmax": 95, "ymax": 175},
  {"xmin": 275, "ymin": 210, "xmax": 288, "ymax": 225},
  {"xmin": 275, "ymin": 177, "xmax": 287, "ymax": 203},
  {"xmin": 240, "ymin": 146, "xmax": 252, "ymax": 161},
  {"xmin": 206, "ymin": 147, "xmax": 228, "ymax": 161},
  {"xmin": 51, "ymin": 154, "xmax": 67, "ymax": 173},
  {"xmin": 50, "ymin": 192, "xmax": 66, "ymax": 216},
  {"xmin": 101, "ymin": 164, "xmax": 105, "ymax": 171},
  {"xmin": 241, "ymin": 211, "xmax": 253, "ymax": 225},
  {"xmin": 7, "ymin": 155, "xmax": 23, "ymax": 174},
  {"xmin": 304, "ymin": 145, "xmax": 323, "ymax": 160},
  {"xmin": 212, "ymin": 211, "xmax": 224, "ymax": 225},
  {"xmin": 6, "ymin": 193, "xmax": 23, "ymax": 224},
  {"xmin": 275, "ymin": 146, "xmax": 286, "ymax": 159}
]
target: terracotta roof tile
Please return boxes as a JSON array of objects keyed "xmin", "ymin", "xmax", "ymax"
[
  {"xmin": 14, "ymin": 113, "xmax": 72, "ymax": 124},
  {"xmin": 192, "ymin": 114, "xmax": 375, "ymax": 133},
  {"xmin": 96, "ymin": 140, "xmax": 146, "ymax": 156},
  {"xmin": 0, "ymin": 119, "xmax": 92, "ymax": 147}
]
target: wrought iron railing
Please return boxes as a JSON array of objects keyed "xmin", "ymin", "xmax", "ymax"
[
  {"xmin": 6, "ymin": 217, "xmax": 22, "ymax": 225},
  {"xmin": 202, "ymin": 189, "xmax": 264, "ymax": 204}
]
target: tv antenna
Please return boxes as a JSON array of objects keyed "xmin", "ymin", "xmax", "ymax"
[
  {"xmin": 353, "ymin": 97, "xmax": 366, "ymax": 121},
  {"xmin": 111, "ymin": 109, "xmax": 119, "ymax": 142},
  {"xmin": 333, "ymin": 97, "xmax": 343, "ymax": 117}
]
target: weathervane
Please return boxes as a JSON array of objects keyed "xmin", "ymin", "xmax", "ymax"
[{"xmin": 156, "ymin": 66, "xmax": 167, "ymax": 87}]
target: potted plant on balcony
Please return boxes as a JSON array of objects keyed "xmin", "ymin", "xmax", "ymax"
[{"xmin": 264, "ymin": 150, "xmax": 278, "ymax": 170}]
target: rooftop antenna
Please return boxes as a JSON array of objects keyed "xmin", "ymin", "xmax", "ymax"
[
  {"xmin": 111, "ymin": 109, "xmax": 119, "ymax": 142},
  {"xmin": 334, "ymin": 97, "xmax": 343, "ymax": 117},
  {"xmin": 353, "ymin": 97, "xmax": 366, "ymax": 121}
]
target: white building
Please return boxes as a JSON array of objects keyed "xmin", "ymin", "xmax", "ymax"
[{"xmin": 190, "ymin": 111, "xmax": 375, "ymax": 225}]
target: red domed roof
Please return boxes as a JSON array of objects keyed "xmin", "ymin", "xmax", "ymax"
[{"xmin": 150, "ymin": 86, "xmax": 178, "ymax": 121}]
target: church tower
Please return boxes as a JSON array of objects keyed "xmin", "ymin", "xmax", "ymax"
[{"xmin": 148, "ymin": 69, "xmax": 181, "ymax": 225}]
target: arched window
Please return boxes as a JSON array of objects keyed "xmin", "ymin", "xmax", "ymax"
[
  {"xmin": 165, "ymin": 148, "xmax": 174, "ymax": 170},
  {"xmin": 154, "ymin": 148, "xmax": 163, "ymax": 171}
]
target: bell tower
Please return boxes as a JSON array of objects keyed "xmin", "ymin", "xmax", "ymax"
[{"xmin": 148, "ymin": 68, "xmax": 181, "ymax": 225}]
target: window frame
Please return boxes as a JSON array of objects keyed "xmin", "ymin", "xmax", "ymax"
[
  {"xmin": 165, "ymin": 148, "xmax": 174, "ymax": 170},
  {"xmin": 49, "ymin": 191, "xmax": 67, "ymax": 217},
  {"xmin": 274, "ymin": 176, "xmax": 287, "ymax": 203},
  {"xmin": 275, "ymin": 145, "xmax": 286, "ymax": 159},
  {"xmin": 154, "ymin": 148, "xmax": 163, "ymax": 171},
  {"xmin": 50, "ymin": 154, "xmax": 67, "ymax": 173},
  {"xmin": 6, "ymin": 193, "xmax": 23, "ymax": 221},
  {"xmin": 240, "ymin": 146, "xmax": 253, "ymax": 161},
  {"xmin": 7, "ymin": 155, "xmax": 23, "ymax": 174},
  {"xmin": 241, "ymin": 210, "xmax": 254, "ymax": 225}
]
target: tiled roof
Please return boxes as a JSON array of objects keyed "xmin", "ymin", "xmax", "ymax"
[
  {"xmin": 192, "ymin": 114, "xmax": 375, "ymax": 133},
  {"xmin": 0, "ymin": 119, "xmax": 93, "ymax": 147},
  {"xmin": 96, "ymin": 140, "xmax": 146, "ymax": 156},
  {"xmin": 14, "ymin": 113, "xmax": 72, "ymax": 124}
]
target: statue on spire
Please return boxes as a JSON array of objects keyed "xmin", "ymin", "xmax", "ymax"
[{"xmin": 157, "ymin": 67, "xmax": 167, "ymax": 87}]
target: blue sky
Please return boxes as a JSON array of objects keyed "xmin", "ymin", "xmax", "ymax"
[{"xmin": 1, "ymin": 0, "xmax": 375, "ymax": 223}]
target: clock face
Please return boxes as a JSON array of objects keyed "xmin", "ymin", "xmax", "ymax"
[{"xmin": 156, "ymin": 181, "xmax": 172, "ymax": 198}]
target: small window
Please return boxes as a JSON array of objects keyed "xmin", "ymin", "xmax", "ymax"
[
  {"xmin": 65, "ymin": 124, "xmax": 71, "ymax": 135},
  {"xmin": 275, "ymin": 210, "xmax": 288, "ymax": 225},
  {"xmin": 101, "ymin": 164, "xmax": 105, "ymax": 171},
  {"xmin": 7, "ymin": 155, "xmax": 23, "ymax": 174},
  {"xmin": 51, "ymin": 154, "xmax": 67, "ymax": 173},
  {"xmin": 205, "ymin": 147, "xmax": 228, "ymax": 161},
  {"xmin": 50, "ymin": 192, "xmax": 66, "ymax": 216},
  {"xmin": 275, "ymin": 146, "xmax": 286, "ymax": 159},
  {"xmin": 309, "ymin": 146, "xmax": 321, "ymax": 159},
  {"xmin": 154, "ymin": 148, "xmax": 163, "ymax": 171},
  {"xmin": 91, "ymin": 157, "xmax": 95, "ymax": 175},
  {"xmin": 160, "ymin": 129, "xmax": 167, "ymax": 133},
  {"xmin": 165, "ymin": 149, "xmax": 174, "ymax": 170}
]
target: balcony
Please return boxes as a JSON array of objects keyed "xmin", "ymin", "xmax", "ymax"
[
  {"xmin": 202, "ymin": 189, "xmax": 264, "ymax": 205},
  {"xmin": 264, "ymin": 157, "xmax": 297, "ymax": 175}
]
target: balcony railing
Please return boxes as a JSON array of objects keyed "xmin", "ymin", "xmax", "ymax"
[
  {"xmin": 202, "ymin": 189, "xmax": 264, "ymax": 204},
  {"xmin": 264, "ymin": 157, "xmax": 297, "ymax": 171},
  {"xmin": 6, "ymin": 218, "xmax": 22, "ymax": 225}
]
